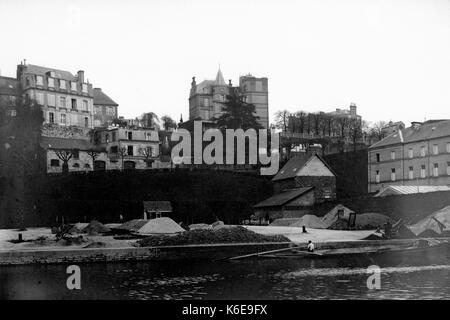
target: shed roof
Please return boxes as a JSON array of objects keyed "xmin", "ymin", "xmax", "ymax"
[
  {"xmin": 374, "ymin": 185, "xmax": 450, "ymax": 197},
  {"xmin": 253, "ymin": 187, "xmax": 314, "ymax": 208},
  {"xmin": 143, "ymin": 201, "xmax": 172, "ymax": 212}
]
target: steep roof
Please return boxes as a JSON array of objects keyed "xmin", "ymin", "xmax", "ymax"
[
  {"xmin": 93, "ymin": 88, "xmax": 118, "ymax": 106},
  {"xmin": 253, "ymin": 187, "xmax": 314, "ymax": 208},
  {"xmin": 0, "ymin": 76, "xmax": 20, "ymax": 96},
  {"xmin": 215, "ymin": 68, "xmax": 226, "ymax": 86},
  {"xmin": 272, "ymin": 154, "xmax": 335, "ymax": 181},
  {"xmin": 23, "ymin": 64, "xmax": 78, "ymax": 81},
  {"xmin": 370, "ymin": 120, "xmax": 450, "ymax": 149},
  {"xmin": 40, "ymin": 136, "xmax": 105, "ymax": 152},
  {"xmin": 375, "ymin": 185, "xmax": 450, "ymax": 197}
]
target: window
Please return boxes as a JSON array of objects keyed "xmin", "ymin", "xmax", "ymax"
[
  {"xmin": 447, "ymin": 143, "xmax": 450, "ymax": 153},
  {"xmin": 408, "ymin": 148, "xmax": 413, "ymax": 158},
  {"xmin": 433, "ymin": 163, "xmax": 439, "ymax": 177},
  {"xmin": 146, "ymin": 160, "xmax": 153, "ymax": 168},
  {"xmin": 105, "ymin": 134, "xmax": 109, "ymax": 143},
  {"xmin": 447, "ymin": 162, "xmax": 450, "ymax": 175},
  {"xmin": 71, "ymin": 81, "xmax": 77, "ymax": 91},
  {"xmin": 36, "ymin": 92, "xmax": 44, "ymax": 105},
  {"xmin": 107, "ymin": 107, "xmax": 115, "ymax": 116},
  {"xmin": 47, "ymin": 94, "xmax": 56, "ymax": 107},
  {"xmin": 49, "ymin": 112, "xmax": 55, "ymax": 124},
  {"xmin": 73, "ymin": 149, "xmax": 79, "ymax": 159},
  {"xmin": 433, "ymin": 144, "xmax": 439, "ymax": 155},
  {"xmin": 112, "ymin": 131, "xmax": 116, "ymax": 142},
  {"xmin": 50, "ymin": 159, "xmax": 60, "ymax": 167},
  {"xmin": 409, "ymin": 166, "xmax": 414, "ymax": 180},
  {"xmin": 73, "ymin": 163, "xmax": 80, "ymax": 168},
  {"xmin": 26, "ymin": 77, "xmax": 30, "ymax": 86},
  {"xmin": 60, "ymin": 96, "xmax": 66, "ymax": 108},
  {"xmin": 60, "ymin": 114, "xmax": 66, "ymax": 124},
  {"xmin": 84, "ymin": 117, "xmax": 89, "ymax": 128},
  {"xmin": 391, "ymin": 168, "xmax": 396, "ymax": 181},
  {"xmin": 127, "ymin": 146, "xmax": 133, "ymax": 155},
  {"xmin": 391, "ymin": 151, "xmax": 395, "ymax": 160},
  {"xmin": 59, "ymin": 80, "xmax": 66, "ymax": 90},
  {"xmin": 376, "ymin": 153, "xmax": 380, "ymax": 162},
  {"xmin": 36, "ymin": 75, "xmax": 44, "ymax": 86},
  {"xmin": 375, "ymin": 170, "xmax": 380, "ymax": 183},
  {"xmin": 146, "ymin": 133, "xmax": 152, "ymax": 141},
  {"xmin": 48, "ymin": 77, "xmax": 54, "ymax": 88},
  {"xmin": 421, "ymin": 165, "xmax": 426, "ymax": 178},
  {"xmin": 204, "ymin": 98, "xmax": 209, "ymax": 107},
  {"xmin": 71, "ymin": 98, "xmax": 77, "ymax": 109},
  {"xmin": 128, "ymin": 132, "xmax": 133, "ymax": 140},
  {"xmin": 420, "ymin": 146, "xmax": 426, "ymax": 157},
  {"xmin": 84, "ymin": 163, "xmax": 91, "ymax": 169},
  {"xmin": 83, "ymin": 100, "xmax": 88, "ymax": 111},
  {"xmin": 110, "ymin": 146, "xmax": 118, "ymax": 154},
  {"xmin": 82, "ymin": 83, "xmax": 88, "ymax": 93}
]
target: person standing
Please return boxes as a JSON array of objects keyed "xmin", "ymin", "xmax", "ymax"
[{"xmin": 307, "ymin": 240, "xmax": 315, "ymax": 252}]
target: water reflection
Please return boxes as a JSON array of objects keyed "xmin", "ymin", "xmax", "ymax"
[{"xmin": 1, "ymin": 248, "xmax": 450, "ymax": 300}]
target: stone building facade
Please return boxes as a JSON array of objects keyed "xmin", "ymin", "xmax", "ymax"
[
  {"xmin": 189, "ymin": 69, "xmax": 269, "ymax": 129},
  {"xmin": 93, "ymin": 88, "xmax": 118, "ymax": 128},
  {"xmin": 368, "ymin": 120, "xmax": 450, "ymax": 193}
]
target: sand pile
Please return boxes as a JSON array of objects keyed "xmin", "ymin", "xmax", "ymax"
[
  {"xmin": 289, "ymin": 215, "xmax": 327, "ymax": 229},
  {"xmin": 82, "ymin": 220, "xmax": 111, "ymax": 235},
  {"xmin": 137, "ymin": 217, "xmax": 185, "ymax": 235},
  {"xmin": 189, "ymin": 223, "xmax": 212, "ymax": 231},
  {"xmin": 116, "ymin": 219, "xmax": 148, "ymax": 232},
  {"xmin": 270, "ymin": 218, "xmax": 302, "ymax": 227},
  {"xmin": 137, "ymin": 226, "xmax": 289, "ymax": 247}
]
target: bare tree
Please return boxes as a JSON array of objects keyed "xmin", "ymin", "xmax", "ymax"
[
  {"xmin": 86, "ymin": 149, "xmax": 100, "ymax": 170},
  {"xmin": 274, "ymin": 110, "xmax": 290, "ymax": 132},
  {"xmin": 55, "ymin": 150, "xmax": 73, "ymax": 174},
  {"xmin": 118, "ymin": 146, "xmax": 128, "ymax": 170},
  {"xmin": 368, "ymin": 121, "xmax": 388, "ymax": 141},
  {"xmin": 161, "ymin": 115, "xmax": 177, "ymax": 131},
  {"xmin": 139, "ymin": 146, "xmax": 154, "ymax": 168}
]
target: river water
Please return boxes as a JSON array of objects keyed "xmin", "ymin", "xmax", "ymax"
[{"xmin": 1, "ymin": 247, "xmax": 450, "ymax": 299}]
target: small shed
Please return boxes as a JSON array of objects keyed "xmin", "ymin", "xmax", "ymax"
[
  {"xmin": 143, "ymin": 201, "xmax": 172, "ymax": 220},
  {"xmin": 321, "ymin": 204, "xmax": 356, "ymax": 228}
]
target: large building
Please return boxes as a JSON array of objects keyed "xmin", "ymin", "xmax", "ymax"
[
  {"xmin": 188, "ymin": 69, "xmax": 269, "ymax": 129},
  {"xmin": 93, "ymin": 88, "xmax": 119, "ymax": 128},
  {"xmin": 368, "ymin": 120, "xmax": 450, "ymax": 193}
]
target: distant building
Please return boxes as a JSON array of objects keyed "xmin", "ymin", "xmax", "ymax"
[
  {"xmin": 93, "ymin": 88, "xmax": 119, "ymax": 128},
  {"xmin": 16, "ymin": 62, "xmax": 95, "ymax": 128},
  {"xmin": 95, "ymin": 126, "xmax": 161, "ymax": 170},
  {"xmin": 272, "ymin": 153, "xmax": 337, "ymax": 201},
  {"xmin": 325, "ymin": 103, "xmax": 361, "ymax": 120},
  {"xmin": 381, "ymin": 121, "xmax": 405, "ymax": 136},
  {"xmin": 368, "ymin": 120, "xmax": 450, "ymax": 193},
  {"xmin": 0, "ymin": 76, "xmax": 20, "ymax": 120},
  {"xmin": 188, "ymin": 68, "xmax": 269, "ymax": 129}
]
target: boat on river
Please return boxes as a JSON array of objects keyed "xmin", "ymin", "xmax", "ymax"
[{"xmin": 229, "ymin": 239, "xmax": 450, "ymax": 260}]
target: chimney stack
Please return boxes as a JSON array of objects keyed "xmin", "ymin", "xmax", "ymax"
[
  {"xmin": 411, "ymin": 122, "xmax": 422, "ymax": 130},
  {"xmin": 77, "ymin": 70, "xmax": 85, "ymax": 83}
]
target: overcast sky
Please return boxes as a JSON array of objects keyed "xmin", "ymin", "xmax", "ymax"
[{"xmin": 1, "ymin": 0, "xmax": 449, "ymax": 127}]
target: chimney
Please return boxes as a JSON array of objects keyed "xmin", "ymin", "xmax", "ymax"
[{"xmin": 77, "ymin": 70, "xmax": 85, "ymax": 83}]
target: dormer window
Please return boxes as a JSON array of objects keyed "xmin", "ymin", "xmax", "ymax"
[
  {"xmin": 36, "ymin": 75, "xmax": 44, "ymax": 86},
  {"xmin": 82, "ymin": 83, "xmax": 88, "ymax": 93},
  {"xmin": 48, "ymin": 77, "xmax": 55, "ymax": 88},
  {"xmin": 59, "ymin": 79, "xmax": 66, "ymax": 90},
  {"xmin": 71, "ymin": 81, "xmax": 77, "ymax": 91}
]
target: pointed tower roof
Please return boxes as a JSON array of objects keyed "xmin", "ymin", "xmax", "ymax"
[{"xmin": 215, "ymin": 68, "xmax": 226, "ymax": 86}]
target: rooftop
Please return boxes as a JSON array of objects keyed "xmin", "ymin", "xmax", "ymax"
[
  {"xmin": 21, "ymin": 64, "xmax": 78, "ymax": 82},
  {"xmin": 272, "ymin": 154, "xmax": 335, "ymax": 181},
  {"xmin": 40, "ymin": 136, "xmax": 105, "ymax": 152},
  {"xmin": 0, "ymin": 76, "xmax": 20, "ymax": 96},
  {"xmin": 93, "ymin": 88, "xmax": 118, "ymax": 106},
  {"xmin": 370, "ymin": 119, "xmax": 450, "ymax": 149},
  {"xmin": 374, "ymin": 185, "xmax": 450, "ymax": 197},
  {"xmin": 253, "ymin": 187, "xmax": 314, "ymax": 208}
]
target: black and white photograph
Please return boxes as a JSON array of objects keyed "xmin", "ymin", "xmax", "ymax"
[{"xmin": 1, "ymin": 0, "xmax": 450, "ymax": 308}]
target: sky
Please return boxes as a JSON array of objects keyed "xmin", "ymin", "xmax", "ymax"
[{"xmin": 0, "ymin": 0, "xmax": 449, "ymax": 127}]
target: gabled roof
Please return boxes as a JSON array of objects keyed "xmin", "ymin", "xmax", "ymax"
[
  {"xmin": 0, "ymin": 76, "xmax": 20, "ymax": 96},
  {"xmin": 23, "ymin": 64, "xmax": 78, "ymax": 81},
  {"xmin": 143, "ymin": 201, "xmax": 172, "ymax": 212},
  {"xmin": 272, "ymin": 154, "xmax": 335, "ymax": 181},
  {"xmin": 93, "ymin": 88, "xmax": 118, "ymax": 106},
  {"xmin": 374, "ymin": 185, "xmax": 450, "ymax": 197},
  {"xmin": 370, "ymin": 120, "xmax": 450, "ymax": 149},
  {"xmin": 253, "ymin": 187, "xmax": 314, "ymax": 208},
  {"xmin": 40, "ymin": 136, "xmax": 105, "ymax": 152}
]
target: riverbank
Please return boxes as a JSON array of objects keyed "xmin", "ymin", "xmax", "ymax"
[{"xmin": 0, "ymin": 225, "xmax": 420, "ymax": 265}]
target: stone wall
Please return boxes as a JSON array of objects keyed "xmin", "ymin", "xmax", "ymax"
[{"xmin": 41, "ymin": 123, "xmax": 92, "ymax": 140}]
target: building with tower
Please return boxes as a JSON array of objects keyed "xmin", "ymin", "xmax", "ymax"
[{"xmin": 188, "ymin": 68, "xmax": 269, "ymax": 129}]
